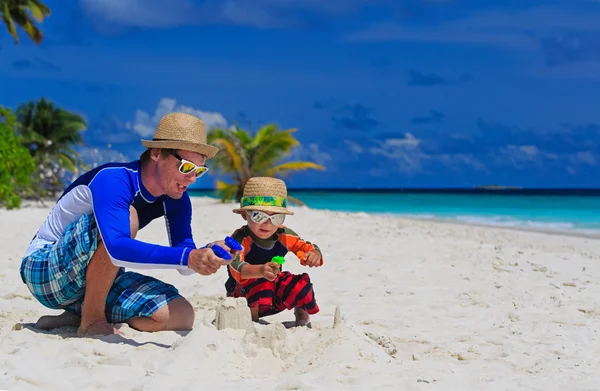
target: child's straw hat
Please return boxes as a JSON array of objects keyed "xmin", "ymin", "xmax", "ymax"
[{"xmin": 232, "ymin": 177, "xmax": 294, "ymax": 215}]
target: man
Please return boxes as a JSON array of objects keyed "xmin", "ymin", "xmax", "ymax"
[{"xmin": 20, "ymin": 112, "xmax": 238, "ymax": 337}]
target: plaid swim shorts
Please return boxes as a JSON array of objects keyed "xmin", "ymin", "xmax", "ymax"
[{"xmin": 20, "ymin": 214, "xmax": 182, "ymax": 324}]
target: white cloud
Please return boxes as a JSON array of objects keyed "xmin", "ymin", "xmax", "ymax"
[
  {"xmin": 291, "ymin": 143, "xmax": 332, "ymax": 165},
  {"xmin": 344, "ymin": 140, "xmax": 364, "ymax": 154},
  {"xmin": 126, "ymin": 98, "xmax": 228, "ymax": 138},
  {"xmin": 79, "ymin": 0, "xmax": 201, "ymax": 28},
  {"xmin": 518, "ymin": 145, "xmax": 539, "ymax": 155},
  {"xmin": 79, "ymin": 0, "xmax": 374, "ymax": 30},
  {"xmin": 368, "ymin": 133, "xmax": 488, "ymax": 175},
  {"xmin": 73, "ymin": 146, "xmax": 132, "ymax": 181},
  {"xmin": 572, "ymin": 151, "xmax": 596, "ymax": 166},
  {"xmin": 369, "ymin": 133, "xmax": 427, "ymax": 174},
  {"xmin": 343, "ymin": 6, "xmax": 600, "ymax": 47}
]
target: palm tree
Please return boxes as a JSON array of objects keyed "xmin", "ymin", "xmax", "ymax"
[
  {"xmin": 1, "ymin": 0, "xmax": 51, "ymax": 45},
  {"xmin": 207, "ymin": 123, "xmax": 325, "ymax": 203},
  {"xmin": 15, "ymin": 97, "xmax": 88, "ymax": 196}
]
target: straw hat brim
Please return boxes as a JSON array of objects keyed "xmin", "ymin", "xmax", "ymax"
[
  {"xmin": 232, "ymin": 205, "xmax": 294, "ymax": 215},
  {"xmin": 141, "ymin": 139, "xmax": 219, "ymax": 159}
]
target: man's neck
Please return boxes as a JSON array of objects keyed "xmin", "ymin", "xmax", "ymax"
[{"xmin": 140, "ymin": 161, "xmax": 164, "ymax": 198}]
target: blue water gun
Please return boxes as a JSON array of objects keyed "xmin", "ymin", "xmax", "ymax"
[{"xmin": 210, "ymin": 236, "xmax": 243, "ymax": 260}]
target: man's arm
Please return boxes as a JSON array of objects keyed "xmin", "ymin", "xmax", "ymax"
[
  {"xmin": 163, "ymin": 194, "xmax": 197, "ymax": 275},
  {"xmin": 88, "ymin": 168, "xmax": 191, "ymax": 270}
]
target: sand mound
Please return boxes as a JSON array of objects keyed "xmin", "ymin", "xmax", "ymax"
[{"xmin": 137, "ymin": 299, "xmax": 398, "ymax": 389}]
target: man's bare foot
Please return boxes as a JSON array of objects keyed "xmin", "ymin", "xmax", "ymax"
[
  {"xmin": 35, "ymin": 311, "xmax": 81, "ymax": 330},
  {"xmin": 77, "ymin": 320, "xmax": 120, "ymax": 337},
  {"xmin": 294, "ymin": 308, "xmax": 312, "ymax": 328}
]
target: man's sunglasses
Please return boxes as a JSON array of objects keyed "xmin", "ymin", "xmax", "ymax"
[{"xmin": 169, "ymin": 151, "xmax": 209, "ymax": 178}]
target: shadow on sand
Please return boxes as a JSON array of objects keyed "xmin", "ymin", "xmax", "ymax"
[{"xmin": 15, "ymin": 322, "xmax": 187, "ymax": 349}]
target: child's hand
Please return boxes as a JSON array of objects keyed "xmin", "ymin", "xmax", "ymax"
[
  {"xmin": 303, "ymin": 249, "xmax": 322, "ymax": 267},
  {"xmin": 260, "ymin": 262, "xmax": 280, "ymax": 281}
]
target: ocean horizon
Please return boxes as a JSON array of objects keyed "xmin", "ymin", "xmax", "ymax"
[{"xmin": 189, "ymin": 188, "xmax": 600, "ymax": 235}]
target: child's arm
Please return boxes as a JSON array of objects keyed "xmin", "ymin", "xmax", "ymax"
[
  {"xmin": 239, "ymin": 263, "xmax": 279, "ymax": 281},
  {"xmin": 227, "ymin": 228, "xmax": 280, "ymax": 282},
  {"xmin": 230, "ymin": 255, "xmax": 279, "ymax": 282},
  {"xmin": 278, "ymin": 227, "xmax": 324, "ymax": 266}
]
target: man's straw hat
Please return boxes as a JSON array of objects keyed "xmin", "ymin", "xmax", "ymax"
[
  {"xmin": 232, "ymin": 177, "xmax": 294, "ymax": 215},
  {"xmin": 141, "ymin": 112, "xmax": 219, "ymax": 158}
]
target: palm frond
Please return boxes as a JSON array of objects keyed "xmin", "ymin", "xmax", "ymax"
[
  {"xmin": 26, "ymin": 0, "xmax": 51, "ymax": 22},
  {"xmin": 1, "ymin": 1, "xmax": 18, "ymax": 43},
  {"xmin": 215, "ymin": 180, "xmax": 239, "ymax": 202},
  {"xmin": 207, "ymin": 122, "xmax": 325, "ymax": 202},
  {"xmin": 1, "ymin": 0, "xmax": 51, "ymax": 44},
  {"xmin": 262, "ymin": 161, "xmax": 326, "ymax": 177}
]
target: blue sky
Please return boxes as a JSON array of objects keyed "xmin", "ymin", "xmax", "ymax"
[{"xmin": 1, "ymin": 0, "xmax": 600, "ymax": 188}]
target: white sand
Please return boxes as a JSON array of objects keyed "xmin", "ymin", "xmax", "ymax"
[{"xmin": 1, "ymin": 197, "xmax": 599, "ymax": 390}]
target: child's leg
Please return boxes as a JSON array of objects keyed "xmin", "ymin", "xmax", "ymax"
[
  {"xmin": 230, "ymin": 278, "xmax": 276, "ymax": 322},
  {"xmin": 294, "ymin": 307, "xmax": 311, "ymax": 327},
  {"xmin": 272, "ymin": 272, "xmax": 320, "ymax": 326},
  {"xmin": 250, "ymin": 305, "xmax": 260, "ymax": 322}
]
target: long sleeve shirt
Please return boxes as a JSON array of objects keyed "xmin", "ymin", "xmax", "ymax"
[
  {"xmin": 226, "ymin": 225, "xmax": 323, "ymax": 286},
  {"xmin": 24, "ymin": 160, "xmax": 196, "ymax": 274}
]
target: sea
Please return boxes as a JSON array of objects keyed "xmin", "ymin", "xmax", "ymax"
[{"xmin": 190, "ymin": 189, "xmax": 600, "ymax": 236}]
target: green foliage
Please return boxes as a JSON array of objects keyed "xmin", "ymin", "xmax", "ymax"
[
  {"xmin": 15, "ymin": 97, "xmax": 88, "ymax": 198},
  {"xmin": 1, "ymin": 0, "xmax": 51, "ymax": 45},
  {"xmin": 0, "ymin": 106, "xmax": 35, "ymax": 209},
  {"xmin": 207, "ymin": 123, "xmax": 325, "ymax": 203}
]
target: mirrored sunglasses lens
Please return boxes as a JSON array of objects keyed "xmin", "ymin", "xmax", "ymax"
[
  {"xmin": 250, "ymin": 211, "xmax": 268, "ymax": 223},
  {"xmin": 180, "ymin": 161, "xmax": 196, "ymax": 173},
  {"xmin": 271, "ymin": 214, "xmax": 285, "ymax": 225},
  {"xmin": 195, "ymin": 167, "xmax": 208, "ymax": 177}
]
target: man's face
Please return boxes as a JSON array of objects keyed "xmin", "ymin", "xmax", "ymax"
[{"xmin": 155, "ymin": 149, "xmax": 207, "ymax": 199}]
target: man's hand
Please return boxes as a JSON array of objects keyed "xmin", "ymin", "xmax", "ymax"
[
  {"xmin": 205, "ymin": 240, "xmax": 242, "ymax": 261},
  {"xmin": 187, "ymin": 248, "xmax": 230, "ymax": 275},
  {"xmin": 260, "ymin": 262, "xmax": 280, "ymax": 281},
  {"xmin": 303, "ymin": 249, "xmax": 322, "ymax": 267}
]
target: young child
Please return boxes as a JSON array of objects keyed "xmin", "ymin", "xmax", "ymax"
[{"xmin": 225, "ymin": 176, "xmax": 323, "ymax": 327}]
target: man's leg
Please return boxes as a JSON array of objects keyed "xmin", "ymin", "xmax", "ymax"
[
  {"xmin": 77, "ymin": 206, "xmax": 141, "ymax": 336},
  {"xmin": 35, "ymin": 206, "xmax": 196, "ymax": 334},
  {"xmin": 98, "ymin": 205, "xmax": 195, "ymax": 332},
  {"xmin": 37, "ymin": 287, "xmax": 196, "ymax": 333},
  {"xmin": 126, "ymin": 297, "xmax": 195, "ymax": 332},
  {"xmin": 35, "ymin": 207, "xmax": 136, "ymax": 335},
  {"xmin": 34, "ymin": 311, "xmax": 81, "ymax": 330},
  {"xmin": 76, "ymin": 235, "xmax": 121, "ymax": 336},
  {"xmin": 33, "ymin": 240, "xmax": 120, "ymax": 335}
]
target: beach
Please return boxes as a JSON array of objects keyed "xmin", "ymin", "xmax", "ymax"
[{"xmin": 1, "ymin": 196, "xmax": 599, "ymax": 391}]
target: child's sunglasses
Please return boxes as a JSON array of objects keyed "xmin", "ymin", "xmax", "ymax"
[
  {"xmin": 169, "ymin": 151, "xmax": 209, "ymax": 178},
  {"xmin": 248, "ymin": 210, "xmax": 286, "ymax": 226}
]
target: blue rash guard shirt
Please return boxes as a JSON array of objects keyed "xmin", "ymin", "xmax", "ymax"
[{"xmin": 24, "ymin": 160, "xmax": 197, "ymax": 275}]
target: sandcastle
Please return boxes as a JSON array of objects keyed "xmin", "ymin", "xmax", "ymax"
[{"xmin": 214, "ymin": 297, "xmax": 253, "ymax": 331}]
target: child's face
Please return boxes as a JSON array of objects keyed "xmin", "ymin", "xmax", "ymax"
[{"xmin": 243, "ymin": 210, "xmax": 284, "ymax": 239}]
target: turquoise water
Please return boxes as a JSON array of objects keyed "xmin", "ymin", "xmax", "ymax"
[{"xmin": 191, "ymin": 191, "xmax": 600, "ymax": 234}]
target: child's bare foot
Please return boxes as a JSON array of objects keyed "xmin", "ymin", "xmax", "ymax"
[
  {"xmin": 35, "ymin": 311, "xmax": 81, "ymax": 330},
  {"xmin": 294, "ymin": 308, "xmax": 311, "ymax": 328}
]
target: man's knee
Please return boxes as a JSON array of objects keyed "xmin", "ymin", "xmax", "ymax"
[
  {"xmin": 129, "ymin": 206, "xmax": 139, "ymax": 238},
  {"xmin": 151, "ymin": 297, "xmax": 195, "ymax": 330}
]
